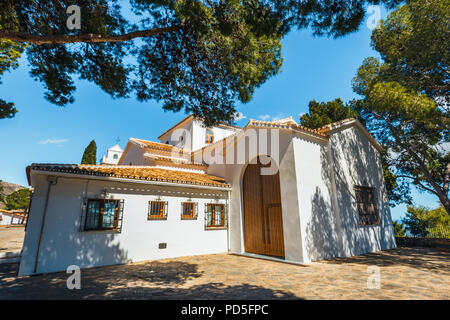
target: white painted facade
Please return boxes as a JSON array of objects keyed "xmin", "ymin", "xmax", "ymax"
[
  {"xmin": 158, "ymin": 115, "xmax": 240, "ymax": 151},
  {"xmin": 19, "ymin": 174, "xmax": 228, "ymax": 275},
  {"xmin": 208, "ymin": 122, "xmax": 395, "ymax": 264},
  {"xmin": 20, "ymin": 115, "xmax": 396, "ymax": 275}
]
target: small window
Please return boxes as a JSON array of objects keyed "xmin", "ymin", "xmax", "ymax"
[
  {"xmin": 148, "ymin": 201, "xmax": 168, "ymax": 220},
  {"xmin": 205, "ymin": 203, "xmax": 226, "ymax": 229},
  {"xmin": 84, "ymin": 199, "xmax": 121, "ymax": 231},
  {"xmin": 205, "ymin": 129, "xmax": 214, "ymax": 144},
  {"xmin": 354, "ymin": 186, "xmax": 380, "ymax": 226},
  {"xmin": 113, "ymin": 154, "xmax": 118, "ymax": 160},
  {"xmin": 181, "ymin": 202, "xmax": 197, "ymax": 220}
]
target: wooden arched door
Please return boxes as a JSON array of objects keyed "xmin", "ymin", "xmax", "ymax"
[{"xmin": 243, "ymin": 159, "xmax": 285, "ymax": 258}]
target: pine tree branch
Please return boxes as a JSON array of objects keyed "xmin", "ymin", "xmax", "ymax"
[{"xmin": 0, "ymin": 24, "xmax": 184, "ymax": 44}]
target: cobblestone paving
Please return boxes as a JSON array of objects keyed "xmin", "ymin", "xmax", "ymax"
[
  {"xmin": 0, "ymin": 225, "xmax": 25, "ymax": 254},
  {"xmin": 0, "ymin": 247, "xmax": 448, "ymax": 299}
]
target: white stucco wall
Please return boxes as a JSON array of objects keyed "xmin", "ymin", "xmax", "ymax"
[
  {"xmin": 291, "ymin": 136, "xmax": 339, "ymax": 263},
  {"xmin": 192, "ymin": 120, "xmax": 238, "ymax": 151},
  {"xmin": 159, "ymin": 119, "xmax": 194, "ymax": 150},
  {"xmin": 19, "ymin": 175, "xmax": 228, "ymax": 275},
  {"xmin": 207, "ymin": 124, "xmax": 395, "ymax": 264},
  {"xmin": 157, "ymin": 118, "xmax": 239, "ymax": 152},
  {"xmin": 206, "ymin": 127, "xmax": 318, "ymax": 264},
  {"xmin": 119, "ymin": 143, "xmax": 147, "ymax": 165},
  {"xmin": 328, "ymin": 125, "xmax": 396, "ymax": 257},
  {"xmin": 0, "ymin": 213, "xmax": 24, "ymax": 225},
  {"xmin": 277, "ymin": 136, "xmax": 304, "ymax": 263}
]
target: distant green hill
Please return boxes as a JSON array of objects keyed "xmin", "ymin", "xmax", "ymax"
[{"xmin": 0, "ymin": 180, "xmax": 27, "ymax": 210}]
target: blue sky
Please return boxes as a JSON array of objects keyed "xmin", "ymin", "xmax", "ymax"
[{"xmin": 0, "ymin": 6, "xmax": 441, "ymax": 221}]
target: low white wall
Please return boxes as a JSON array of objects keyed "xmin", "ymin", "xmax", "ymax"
[
  {"xmin": 19, "ymin": 175, "xmax": 228, "ymax": 275},
  {"xmin": 0, "ymin": 213, "xmax": 24, "ymax": 225}
]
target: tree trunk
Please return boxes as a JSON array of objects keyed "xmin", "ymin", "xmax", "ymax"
[
  {"xmin": 388, "ymin": 122, "xmax": 450, "ymax": 216},
  {"xmin": 0, "ymin": 24, "xmax": 184, "ymax": 44},
  {"xmin": 442, "ymin": 162, "xmax": 450, "ymax": 214}
]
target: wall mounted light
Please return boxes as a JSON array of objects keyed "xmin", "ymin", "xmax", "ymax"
[{"xmin": 101, "ymin": 188, "xmax": 110, "ymax": 199}]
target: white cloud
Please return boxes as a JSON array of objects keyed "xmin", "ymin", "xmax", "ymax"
[
  {"xmin": 258, "ymin": 113, "xmax": 286, "ymax": 121},
  {"xmin": 233, "ymin": 111, "xmax": 247, "ymax": 122},
  {"xmin": 272, "ymin": 113, "xmax": 285, "ymax": 121},
  {"xmin": 39, "ymin": 138, "xmax": 68, "ymax": 145}
]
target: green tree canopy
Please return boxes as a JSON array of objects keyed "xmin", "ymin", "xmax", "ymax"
[
  {"xmin": 299, "ymin": 98, "xmax": 360, "ymax": 129},
  {"xmin": 81, "ymin": 140, "xmax": 97, "ymax": 165},
  {"xmin": 402, "ymin": 205, "xmax": 450, "ymax": 238},
  {"xmin": 0, "ymin": 39, "xmax": 26, "ymax": 118},
  {"xmin": 4, "ymin": 188, "xmax": 30, "ymax": 210},
  {"xmin": 352, "ymin": 0, "xmax": 449, "ymax": 214},
  {"xmin": 0, "ymin": 0, "xmax": 403, "ymax": 125},
  {"xmin": 392, "ymin": 220, "xmax": 406, "ymax": 237}
]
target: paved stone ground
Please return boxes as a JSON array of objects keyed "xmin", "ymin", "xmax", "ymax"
[
  {"xmin": 0, "ymin": 247, "xmax": 448, "ymax": 299},
  {"xmin": 0, "ymin": 225, "xmax": 25, "ymax": 254}
]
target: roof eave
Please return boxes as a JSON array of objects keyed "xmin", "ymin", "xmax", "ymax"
[
  {"xmin": 157, "ymin": 114, "xmax": 195, "ymax": 140},
  {"xmin": 326, "ymin": 118, "xmax": 384, "ymax": 152},
  {"xmin": 244, "ymin": 120, "xmax": 329, "ymax": 142},
  {"xmin": 27, "ymin": 168, "xmax": 231, "ymax": 190}
]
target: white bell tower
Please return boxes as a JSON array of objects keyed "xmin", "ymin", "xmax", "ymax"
[{"xmin": 101, "ymin": 144, "xmax": 124, "ymax": 165}]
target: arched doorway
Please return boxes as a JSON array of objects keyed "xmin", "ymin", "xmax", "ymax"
[{"xmin": 242, "ymin": 157, "xmax": 285, "ymax": 258}]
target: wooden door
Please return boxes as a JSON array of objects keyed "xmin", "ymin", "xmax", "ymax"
[
  {"xmin": 243, "ymin": 159, "xmax": 285, "ymax": 258},
  {"xmin": 243, "ymin": 162, "xmax": 265, "ymax": 255}
]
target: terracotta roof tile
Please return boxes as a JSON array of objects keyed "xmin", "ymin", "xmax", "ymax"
[
  {"xmin": 131, "ymin": 138, "xmax": 183, "ymax": 152},
  {"xmin": 315, "ymin": 118, "xmax": 357, "ymax": 134},
  {"xmin": 247, "ymin": 119, "xmax": 328, "ymax": 138},
  {"xmin": 27, "ymin": 164, "xmax": 230, "ymax": 188}
]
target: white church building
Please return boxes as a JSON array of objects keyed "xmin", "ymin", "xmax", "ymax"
[{"xmin": 19, "ymin": 114, "xmax": 396, "ymax": 275}]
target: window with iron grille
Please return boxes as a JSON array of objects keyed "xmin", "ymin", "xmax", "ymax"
[
  {"xmin": 83, "ymin": 199, "xmax": 124, "ymax": 232},
  {"xmin": 205, "ymin": 203, "xmax": 226, "ymax": 229},
  {"xmin": 354, "ymin": 186, "xmax": 380, "ymax": 226},
  {"xmin": 148, "ymin": 201, "xmax": 168, "ymax": 220},
  {"xmin": 181, "ymin": 202, "xmax": 197, "ymax": 220}
]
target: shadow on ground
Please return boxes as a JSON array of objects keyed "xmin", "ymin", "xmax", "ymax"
[
  {"xmin": 2, "ymin": 247, "xmax": 448, "ymax": 299},
  {"xmin": 323, "ymin": 247, "xmax": 450, "ymax": 275},
  {"xmin": 0, "ymin": 260, "xmax": 299, "ymax": 300}
]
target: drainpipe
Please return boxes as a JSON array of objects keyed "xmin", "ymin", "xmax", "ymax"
[{"xmin": 33, "ymin": 176, "xmax": 58, "ymax": 274}]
